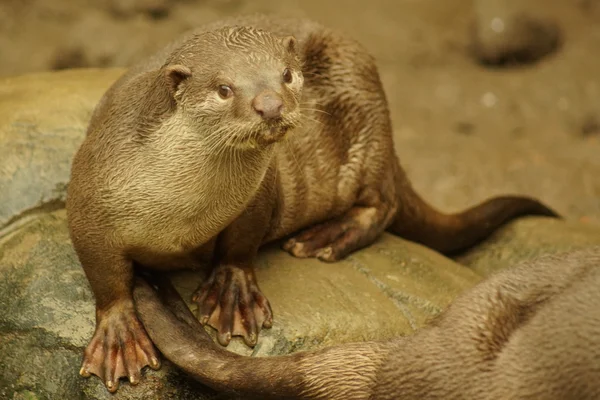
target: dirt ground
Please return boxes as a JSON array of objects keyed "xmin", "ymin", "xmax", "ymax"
[{"xmin": 2, "ymin": 0, "xmax": 599, "ymax": 222}]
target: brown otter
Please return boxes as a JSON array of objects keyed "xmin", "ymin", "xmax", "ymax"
[
  {"xmin": 134, "ymin": 248, "xmax": 600, "ymax": 399},
  {"xmin": 66, "ymin": 14, "xmax": 559, "ymax": 392}
]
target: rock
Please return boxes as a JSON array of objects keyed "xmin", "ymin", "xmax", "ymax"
[
  {"xmin": 470, "ymin": 0, "xmax": 561, "ymax": 66},
  {"xmin": 0, "ymin": 210, "xmax": 479, "ymax": 399},
  {"xmin": 456, "ymin": 217, "xmax": 600, "ymax": 276},
  {"xmin": 0, "ymin": 68, "xmax": 124, "ymax": 230}
]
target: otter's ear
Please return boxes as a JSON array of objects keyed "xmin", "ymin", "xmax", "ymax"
[
  {"xmin": 164, "ymin": 64, "xmax": 191, "ymax": 95},
  {"xmin": 282, "ymin": 35, "xmax": 297, "ymax": 54}
]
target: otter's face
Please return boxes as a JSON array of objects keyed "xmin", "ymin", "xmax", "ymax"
[{"xmin": 163, "ymin": 26, "xmax": 304, "ymax": 150}]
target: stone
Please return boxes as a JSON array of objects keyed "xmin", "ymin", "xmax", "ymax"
[
  {"xmin": 1, "ymin": 208, "xmax": 598, "ymax": 399},
  {"xmin": 0, "ymin": 210, "xmax": 479, "ymax": 399},
  {"xmin": 0, "ymin": 68, "xmax": 124, "ymax": 229},
  {"xmin": 457, "ymin": 217, "xmax": 600, "ymax": 276}
]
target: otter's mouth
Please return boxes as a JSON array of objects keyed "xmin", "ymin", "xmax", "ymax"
[
  {"xmin": 235, "ymin": 123, "xmax": 293, "ymax": 150},
  {"xmin": 256, "ymin": 125, "xmax": 291, "ymax": 146}
]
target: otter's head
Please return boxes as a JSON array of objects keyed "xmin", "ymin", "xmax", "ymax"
[{"xmin": 161, "ymin": 26, "xmax": 304, "ymax": 150}]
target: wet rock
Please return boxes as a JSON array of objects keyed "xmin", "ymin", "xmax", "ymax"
[
  {"xmin": 0, "ymin": 210, "xmax": 225, "ymax": 399},
  {"xmin": 0, "ymin": 210, "xmax": 479, "ymax": 399},
  {"xmin": 0, "ymin": 68, "xmax": 124, "ymax": 229}
]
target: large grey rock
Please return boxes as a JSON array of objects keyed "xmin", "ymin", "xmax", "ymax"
[
  {"xmin": 0, "ymin": 210, "xmax": 479, "ymax": 400},
  {"xmin": 0, "ymin": 68, "xmax": 124, "ymax": 229},
  {"xmin": 1, "ymin": 207, "xmax": 598, "ymax": 399}
]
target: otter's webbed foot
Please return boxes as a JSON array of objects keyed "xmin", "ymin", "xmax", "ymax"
[
  {"xmin": 283, "ymin": 206, "xmax": 387, "ymax": 262},
  {"xmin": 192, "ymin": 264, "xmax": 273, "ymax": 347},
  {"xmin": 80, "ymin": 302, "xmax": 160, "ymax": 392}
]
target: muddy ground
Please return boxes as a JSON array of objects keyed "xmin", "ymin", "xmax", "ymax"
[{"xmin": 1, "ymin": 0, "xmax": 599, "ymax": 223}]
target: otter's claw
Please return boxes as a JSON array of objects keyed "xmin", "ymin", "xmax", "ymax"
[
  {"xmin": 80, "ymin": 304, "xmax": 160, "ymax": 392},
  {"xmin": 192, "ymin": 264, "xmax": 272, "ymax": 347}
]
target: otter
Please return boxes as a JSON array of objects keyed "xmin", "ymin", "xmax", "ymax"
[
  {"xmin": 134, "ymin": 248, "xmax": 600, "ymax": 399},
  {"xmin": 66, "ymin": 14, "xmax": 559, "ymax": 392}
]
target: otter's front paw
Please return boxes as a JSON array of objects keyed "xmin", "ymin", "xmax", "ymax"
[
  {"xmin": 80, "ymin": 304, "xmax": 160, "ymax": 392},
  {"xmin": 192, "ymin": 264, "xmax": 273, "ymax": 347}
]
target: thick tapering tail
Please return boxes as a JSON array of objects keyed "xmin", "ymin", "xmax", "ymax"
[
  {"xmin": 388, "ymin": 178, "xmax": 560, "ymax": 254},
  {"xmin": 133, "ymin": 277, "xmax": 385, "ymax": 400}
]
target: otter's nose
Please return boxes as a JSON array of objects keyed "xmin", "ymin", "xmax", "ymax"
[{"xmin": 252, "ymin": 90, "xmax": 283, "ymax": 120}]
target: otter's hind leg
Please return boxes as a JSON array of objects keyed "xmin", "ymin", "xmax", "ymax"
[{"xmin": 283, "ymin": 189, "xmax": 397, "ymax": 262}]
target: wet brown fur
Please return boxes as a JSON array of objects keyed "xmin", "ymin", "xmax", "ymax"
[
  {"xmin": 135, "ymin": 248, "xmax": 600, "ymax": 399},
  {"xmin": 66, "ymin": 14, "xmax": 559, "ymax": 392}
]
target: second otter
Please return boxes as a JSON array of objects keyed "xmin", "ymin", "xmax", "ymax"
[{"xmin": 66, "ymin": 15, "xmax": 559, "ymax": 392}]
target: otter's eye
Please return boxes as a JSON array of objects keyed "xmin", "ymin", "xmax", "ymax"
[
  {"xmin": 282, "ymin": 68, "xmax": 293, "ymax": 84},
  {"xmin": 218, "ymin": 85, "xmax": 233, "ymax": 99}
]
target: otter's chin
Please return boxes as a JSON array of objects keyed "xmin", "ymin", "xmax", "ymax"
[{"xmin": 256, "ymin": 126, "xmax": 291, "ymax": 146}]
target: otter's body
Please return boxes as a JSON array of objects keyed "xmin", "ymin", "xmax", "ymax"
[
  {"xmin": 67, "ymin": 14, "xmax": 558, "ymax": 391},
  {"xmin": 135, "ymin": 248, "xmax": 600, "ymax": 400}
]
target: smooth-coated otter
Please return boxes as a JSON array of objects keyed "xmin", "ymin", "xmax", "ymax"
[
  {"xmin": 134, "ymin": 248, "xmax": 600, "ymax": 399},
  {"xmin": 66, "ymin": 14, "xmax": 559, "ymax": 392}
]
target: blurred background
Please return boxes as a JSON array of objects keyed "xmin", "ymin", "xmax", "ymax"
[{"xmin": 1, "ymin": 0, "xmax": 599, "ymax": 223}]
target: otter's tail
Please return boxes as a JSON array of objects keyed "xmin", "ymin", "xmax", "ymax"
[
  {"xmin": 133, "ymin": 277, "xmax": 386, "ymax": 400},
  {"xmin": 388, "ymin": 172, "xmax": 560, "ymax": 254}
]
